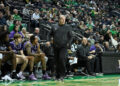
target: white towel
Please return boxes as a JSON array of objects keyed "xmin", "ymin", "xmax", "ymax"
[{"xmin": 0, "ymin": 53, "xmax": 3, "ymax": 59}]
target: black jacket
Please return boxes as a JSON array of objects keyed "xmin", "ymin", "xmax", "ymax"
[
  {"xmin": 76, "ymin": 44, "xmax": 90, "ymax": 60},
  {"xmin": 51, "ymin": 24, "xmax": 73, "ymax": 48}
]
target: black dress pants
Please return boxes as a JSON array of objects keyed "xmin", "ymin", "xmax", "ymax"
[
  {"xmin": 54, "ymin": 47, "xmax": 67, "ymax": 78},
  {"xmin": 78, "ymin": 57, "xmax": 95, "ymax": 75}
]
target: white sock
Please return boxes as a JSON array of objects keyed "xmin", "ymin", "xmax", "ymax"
[{"xmin": 18, "ymin": 71, "xmax": 23, "ymax": 76}]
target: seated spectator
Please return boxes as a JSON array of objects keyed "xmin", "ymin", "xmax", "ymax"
[
  {"xmin": 86, "ymin": 20, "xmax": 94, "ymax": 29},
  {"xmin": 76, "ymin": 37, "xmax": 96, "ymax": 76},
  {"xmin": 0, "ymin": 0, "xmax": 7, "ymax": 6},
  {"xmin": 9, "ymin": 25, "xmax": 24, "ymax": 40},
  {"xmin": 4, "ymin": 6, "xmax": 11, "ymax": 20},
  {"xmin": 0, "ymin": 11, "xmax": 6, "ymax": 25},
  {"xmin": 67, "ymin": 49, "xmax": 78, "ymax": 75},
  {"xmin": 22, "ymin": 5, "xmax": 30, "ymax": 16},
  {"xmin": 89, "ymin": 42, "xmax": 103, "ymax": 74},
  {"xmin": 0, "ymin": 24, "xmax": 7, "ymax": 31},
  {"xmin": 110, "ymin": 28, "xmax": 118, "ymax": 36},
  {"xmin": 33, "ymin": 27, "xmax": 41, "ymax": 42},
  {"xmin": 43, "ymin": 38, "xmax": 55, "ymax": 77},
  {"xmin": 88, "ymin": 35, "xmax": 95, "ymax": 46},
  {"xmin": 71, "ymin": 39, "xmax": 79, "ymax": 53},
  {"xmin": 0, "ymin": 4, "xmax": 5, "ymax": 14},
  {"xmin": 93, "ymin": 32, "xmax": 100, "ymax": 41},
  {"xmin": 79, "ymin": 21, "xmax": 87, "ymax": 30},
  {"xmin": 84, "ymin": 29, "xmax": 90, "ymax": 38},
  {"xmin": 9, "ymin": 20, "xmax": 23, "ymax": 32},
  {"xmin": 72, "ymin": 17, "xmax": 78, "ymax": 23},
  {"xmin": 31, "ymin": 9, "xmax": 41, "ymax": 28},
  {"xmin": 13, "ymin": 9, "xmax": 22, "ymax": 21},
  {"xmin": 6, "ymin": 15, "xmax": 14, "ymax": 26},
  {"xmin": 67, "ymin": 39, "xmax": 79, "ymax": 74},
  {"xmin": 100, "ymin": 24, "xmax": 108, "ymax": 36},
  {"xmin": 21, "ymin": 27, "xmax": 33, "ymax": 42}
]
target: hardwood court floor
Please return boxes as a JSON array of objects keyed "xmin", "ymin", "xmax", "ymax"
[{"xmin": 0, "ymin": 74, "xmax": 120, "ymax": 86}]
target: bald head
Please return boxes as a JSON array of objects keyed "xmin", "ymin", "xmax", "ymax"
[
  {"xmin": 59, "ymin": 15, "xmax": 66, "ymax": 25},
  {"xmin": 0, "ymin": 4, "xmax": 4, "ymax": 8},
  {"xmin": 35, "ymin": 28, "xmax": 40, "ymax": 34},
  {"xmin": 82, "ymin": 37, "xmax": 88, "ymax": 46},
  {"xmin": 13, "ymin": 9, "xmax": 18, "ymax": 14}
]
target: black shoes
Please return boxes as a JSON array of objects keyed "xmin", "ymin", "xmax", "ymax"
[{"xmin": 11, "ymin": 72, "xmax": 18, "ymax": 79}]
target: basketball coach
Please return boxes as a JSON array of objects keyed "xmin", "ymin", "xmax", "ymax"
[{"xmin": 50, "ymin": 15, "xmax": 73, "ymax": 81}]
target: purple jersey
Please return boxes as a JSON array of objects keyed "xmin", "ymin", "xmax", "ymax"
[
  {"xmin": 10, "ymin": 41, "xmax": 23, "ymax": 54},
  {"xmin": 24, "ymin": 41, "xmax": 38, "ymax": 55}
]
